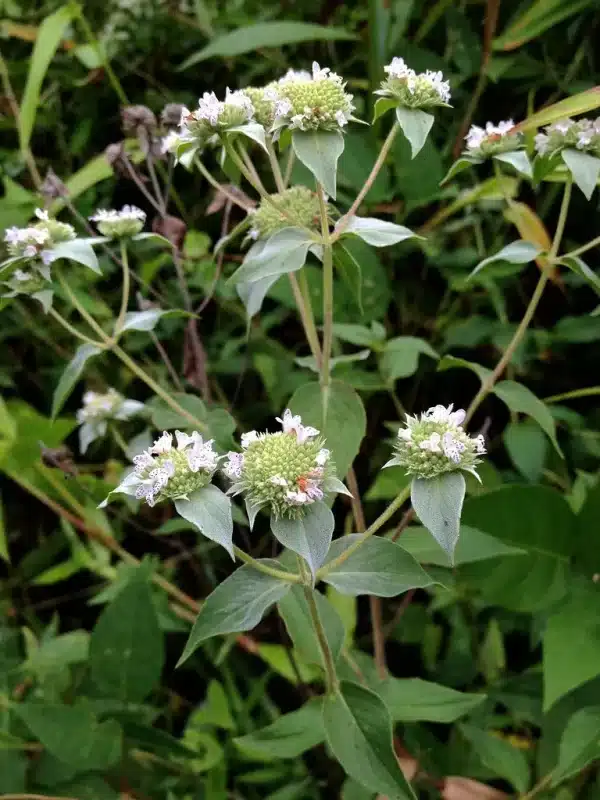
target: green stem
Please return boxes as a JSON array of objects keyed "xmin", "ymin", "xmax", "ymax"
[
  {"xmin": 297, "ymin": 269, "xmax": 322, "ymax": 367},
  {"xmin": 58, "ymin": 272, "xmax": 109, "ymax": 340},
  {"xmin": 110, "ymin": 424, "xmax": 130, "ymax": 457},
  {"xmin": 283, "ymin": 148, "xmax": 295, "ymax": 188},
  {"xmin": 298, "ymin": 557, "xmax": 339, "ymax": 692},
  {"xmin": 561, "ymin": 232, "xmax": 600, "ymax": 260},
  {"xmin": 48, "ymin": 307, "xmax": 102, "ymax": 346},
  {"xmin": 266, "ymin": 139, "xmax": 285, "ymax": 192},
  {"xmin": 317, "ymin": 484, "xmax": 411, "ymax": 578},
  {"xmin": 317, "ymin": 184, "xmax": 334, "ymax": 413},
  {"xmin": 116, "ymin": 240, "xmax": 130, "ymax": 334},
  {"xmin": 74, "ymin": 7, "xmax": 128, "ymax": 104},
  {"xmin": 194, "ymin": 157, "xmax": 253, "ymax": 211},
  {"xmin": 545, "ymin": 386, "xmax": 600, "ymax": 403},
  {"xmin": 465, "ymin": 177, "xmax": 573, "ymax": 424},
  {"xmin": 234, "ymin": 546, "xmax": 301, "ymax": 582},
  {"xmin": 519, "ymin": 772, "xmax": 553, "ymax": 800}
]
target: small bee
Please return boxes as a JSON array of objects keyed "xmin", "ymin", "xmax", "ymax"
[{"xmin": 39, "ymin": 442, "xmax": 78, "ymax": 477}]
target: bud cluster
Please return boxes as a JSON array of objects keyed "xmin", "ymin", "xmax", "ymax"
[
  {"xmin": 223, "ymin": 410, "xmax": 335, "ymax": 520},
  {"xmin": 242, "ymin": 84, "xmax": 280, "ymax": 128},
  {"xmin": 534, "ymin": 117, "xmax": 600, "ymax": 158},
  {"xmin": 377, "ymin": 57, "xmax": 451, "ymax": 109},
  {"xmin": 4, "ymin": 209, "xmax": 76, "ymax": 269},
  {"xmin": 248, "ymin": 186, "xmax": 323, "ymax": 240},
  {"xmin": 464, "ymin": 120, "xmax": 522, "ymax": 158},
  {"xmin": 77, "ymin": 388, "xmax": 145, "ymax": 453},
  {"xmin": 386, "ymin": 404, "xmax": 486, "ymax": 480},
  {"xmin": 89, "ymin": 205, "xmax": 146, "ymax": 238},
  {"xmin": 272, "ymin": 62, "xmax": 355, "ymax": 133},
  {"xmin": 131, "ymin": 431, "xmax": 219, "ymax": 507},
  {"xmin": 2, "ymin": 268, "xmax": 47, "ymax": 301}
]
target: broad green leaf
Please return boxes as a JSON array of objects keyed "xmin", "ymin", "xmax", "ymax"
[
  {"xmin": 504, "ymin": 419, "xmax": 548, "ymax": 481},
  {"xmin": 372, "ymin": 97, "xmax": 397, "ymax": 123},
  {"xmin": 543, "ymin": 579, "xmax": 600, "ymax": 710},
  {"xmin": 322, "ymin": 535, "xmax": 433, "ymax": 597},
  {"xmin": 15, "ymin": 703, "xmax": 122, "ymax": 771},
  {"xmin": 441, "ymin": 155, "xmax": 482, "ymax": 184},
  {"xmin": 89, "ymin": 569, "xmax": 164, "ymax": 702},
  {"xmin": 552, "ymin": 706, "xmax": 600, "ymax": 785},
  {"xmin": 120, "ymin": 308, "xmax": 187, "ymax": 333},
  {"xmin": 178, "ymin": 564, "xmax": 291, "ymax": 663},
  {"xmin": 411, "ymin": 472, "xmax": 466, "ymax": 563},
  {"xmin": 395, "ymin": 107, "xmax": 434, "ymax": 158},
  {"xmin": 271, "ymin": 501, "xmax": 334, "ymax": 578},
  {"xmin": 25, "ymin": 630, "xmax": 88, "ymax": 675},
  {"xmin": 226, "ymin": 122, "xmax": 268, "ymax": 152},
  {"xmin": 561, "ymin": 148, "xmax": 600, "ymax": 200},
  {"xmin": 494, "ymin": 150, "xmax": 533, "ymax": 178},
  {"xmin": 179, "ymin": 21, "xmax": 356, "ymax": 67},
  {"xmin": 51, "ymin": 343, "xmax": 102, "ymax": 418},
  {"xmin": 19, "ymin": 5, "xmax": 75, "ymax": 149},
  {"xmin": 493, "ymin": 379, "xmax": 561, "ymax": 454},
  {"xmin": 558, "ymin": 254, "xmax": 600, "ymax": 297},
  {"xmin": 469, "ymin": 240, "xmax": 542, "ymax": 279},
  {"xmin": 237, "ymin": 274, "xmax": 281, "ymax": 318},
  {"xmin": 234, "ymin": 700, "xmax": 324, "ymax": 759},
  {"xmin": 323, "ymin": 681, "xmax": 415, "ymax": 799},
  {"xmin": 231, "ymin": 227, "xmax": 314, "ymax": 284},
  {"xmin": 399, "ymin": 525, "xmax": 525, "ymax": 566},
  {"xmin": 192, "ymin": 680, "xmax": 235, "ymax": 730},
  {"xmin": 175, "ymin": 484, "xmax": 234, "ymax": 559},
  {"xmin": 460, "ymin": 723, "xmax": 530, "ymax": 793},
  {"xmin": 384, "ymin": 678, "xmax": 486, "ymax": 722},
  {"xmin": 339, "ymin": 217, "xmax": 417, "ymax": 248},
  {"xmin": 292, "ymin": 129, "xmax": 345, "ymax": 198},
  {"xmin": 48, "ymin": 239, "xmax": 100, "ymax": 274},
  {"xmin": 278, "ymin": 585, "xmax": 344, "ymax": 667},
  {"xmin": 289, "ymin": 380, "xmax": 366, "ymax": 480},
  {"xmin": 516, "ymin": 88, "xmax": 600, "ymax": 133},
  {"xmin": 380, "ymin": 336, "xmax": 438, "ymax": 382},
  {"xmin": 0, "ymin": 750, "xmax": 26, "ymax": 792}
]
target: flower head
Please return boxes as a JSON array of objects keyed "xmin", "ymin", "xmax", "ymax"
[
  {"xmin": 386, "ymin": 404, "xmax": 485, "ymax": 480},
  {"xmin": 377, "ymin": 57, "xmax": 450, "ymax": 109},
  {"xmin": 192, "ymin": 88, "xmax": 254, "ymax": 131},
  {"xmin": 76, "ymin": 388, "xmax": 144, "ymax": 453},
  {"xmin": 4, "ymin": 208, "xmax": 75, "ymax": 269},
  {"xmin": 222, "ymin": 409, "xmax": 343, "ymax": 520},
  {"xmin": 89, "ymin": 205, "xmax": 146, "ymax": 238},
  {"xmin": 534, "ymin": 116, "xmax": 600, "ymax": 158},
  {"xmin": 242, "ymin": 84, "xmax": 280, "ymax": 128},
  {"xmin": 272, "ymin": 62, "xmax": 355, "ymax": 133},
  {"xmin": 464, "ymin": 120, "xmax": 521, "ymax": 158},
  {"xmin": 247, "ymin": 186, "xmax": 323, "ymax": 240}
]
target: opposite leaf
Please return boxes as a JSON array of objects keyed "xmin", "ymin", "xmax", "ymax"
[
  {"xmin": 174, "ymin": 484, "xmax": 234, "ymax": 559},
  {"xmin": 396, "ymin": 106, "xmax": 434, "ymax": 158},
  {"xmin": 551, "ymin": 706, "xmax": 600, "ymax": 786},
  {"xmin": 52, "ymin": 343, "xmax": 102, "ymax": 418},
  {"xmin": 338, "ymin": 216, "xmax": 417, "ymax": 248},
  {"xmin": 411, "ymin": 472, "xmax": 466, "ymax": 563},
  {"xmin": 561, "ymin": 148, "xmax": 600, "ymax": 200},
  {"xmin": 292, "ymin": 128, "xmax": 345, "ymax": 198},
  {"xmin": 231, "ymin": 227, "xmax": 314, "ymax": 284},
  {"xmin": 271, "ymin": 500, "xmax": 335, "ymax": 579},
  {"xmin": 469, "ymin": 240, "xmax": 542, "ymax": 280}
]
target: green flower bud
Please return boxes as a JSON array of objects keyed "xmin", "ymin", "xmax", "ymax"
[
  {"xmin": 243, "ymin": 84, "xmax": 279, "ymax": 128},
  {"xmin": 273, "ymin": 62, "xmax": 355, "ymax": 133},
  {"xmin": 248, "ymin": 186, "xmax": 322, "ymax": 240},
  {"xmin": 377, "ymin": 57, "xmax": 450, "ymax": 109}
]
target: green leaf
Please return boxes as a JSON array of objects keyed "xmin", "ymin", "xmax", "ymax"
[
  {"xmin": 339, "ymin": 216, "xmax": 417, "ymax": 247},
  {"xmin": 231, "ymin": 228, "xmax": 314, "ymax": 284},
  {"xmin": 504, "ymin": 419, "xmax": 548, "ymax": 481},
  {"xmin": 89, "ymin": 568, "xmax": 164, "ymax": 702},
  {"xmin": 517, "ymin": 87, "xmax": 600, "ymax": 133},
  {"xmin": 552, "ymin": 706, "xmax": 600, "ymax": 785},
  {"xmin": 120, "ymin": 308, "xmax": 187, "ymax": 333},
  {"xmin": 411, "ymin": 473, "xmax": 466, "ymax": 563},
  {"xmin": 380, "ymin": 336, "xmax": 438, "ymax": 382},
  {"xmin": 51, "ymin": 343, "xmax": 102, "ymax": 418},
  {"xmin": 292, "ymin": 129, "xmax": 345, "ymax": 198},
  {"xmin": 437, "ymin": 354, "xmax": 491, "ymax": 384},
  {"xmin": 278, "ymin": 585, "xmax": 345, "ymax": 666},
  {"xmin": 226, "ymin": 122, "xmax": 268, "ymax": 152},
  {"xmin": 397, "ymin": 525, "xmax": 525, "ymax": 567},
  {"xmin": 543, "ymin": 579, "xmax": 600, "ymax": 710},
  {"xmin": 175, "ymin": 484, "xmax": 234, "ymax": 559},
  {"xmin": 469, "ymin": 240, "xmax": 542, "ymax": 279},
  {"xmin": 323, "ymin": 681, "xmax": 416, "ymax": 799},
  {"xmin": 494, "ymin": 150, "xmax": 533, "ymax": 178},
  {"xmin": 15, "ymin": 702, "xmax": 122, "ymax": 771},
  {"xmin": 271, "ymin": 501, "xmax": 334, "ymax": 578},
  {"xmin": 441, "ymin": 155, "xmax": 482, "ymax": 184},
  {"xmin": 384, "ymin": 678, "xmax": 486, "ymax": 723},
  {"xmin": 237, "ymin": 274, "xmax": 281, "ymax": 318},
  {"xmin": 372, "ymin": 97, "xmax": 397, "ymax": 123},
  {"xmin": 48, "ymin": 238, "xmax": 100, "ymax": 274},
  {"xmin": 193, "ymin": 680, "xmax": 235, "ymax": 730},
  {"xmin": 322, "ymin": 535, "xmax": 433, "ymax": 597},
  {"xmin": 460, "ymin": 723, "xmax": 530, "ymax": 793},
  {"xmin": 395, "ymin": 107, "xmax": 434, "ymax": 158},
  {"xmin": 493, "ymin": 379, "xmax": 561, "ymax": 454},
  {"xmin": 0, "ymin": 497, "xmax": 8, "ymax": 563},
  {"xmin": 19, "ymin": 4, "xmax": 75, "ymax": 149},
  {"xmin": 289, "ymin": 380, "xmax": 366, "ymax": 480},
  {"xmin": 558, "ymin": 254, "xmax": 600, "ymax": 297},
  {"xmin": 179, "ymin": 21, "xmax": 356, "ymax": 67},
  {"xmin": 561, "ymin": 148, "xmax": 600, "ymax": 200},
  {"xmin": 178, "ymin": 564, "xmax": 291, "ymax": 663},
  {"xmin": 235, "ymin": 700, "xmax": 325, "ymax": 760}
]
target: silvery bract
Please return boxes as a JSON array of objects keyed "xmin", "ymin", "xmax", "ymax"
[{"xmin": 76, "ymin": 388, "xmax": 145, "ymax": 453}]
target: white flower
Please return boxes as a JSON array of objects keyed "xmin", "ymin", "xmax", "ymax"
[
  {"xmin": 175, "ymin": 430, "xmax": 202, "ymax": 450},
  {"xmin": 315, "ymin": 448, "xmax": 330, "ymax": 466},
  {"xmin": 223, "ymin": 451, "xmax": 244, "ymax": 479},
  {"xmin": 286, "ymin": 489, "xmax": 309, "ymax": 505},
  {"xmin": 381, "ymin": 58, "xmax": 450, "ymax": 106},
  {"xmin": 534, "ymin": 132, "xmax": 549, "ymax": 155},
  {"xmin": 419, "ymin": 433, "xmax": 442, "ymax": 452},
  {"xmin": 465, "ymin": 125, "xmax": 486, "ymax": 151},
  {"xmin": 241, "ymin": 430, "xmax": 259, "ymax": 449},
  {"xmin": 473, "ymin": 434, "xmax": 486, "ymax": 455},
  {"xmin": 423, "ymin": 404, "xmax": 466, "ymax": 427},
  {"xmin": 150, "ymin": 432, "xmax": 173, "ymax": 454},
  {"xmin": 194, "ymin": 88, "xmax": 254, "ymax": 128},
  {"xmin": 35, "ymin": 208, "xmax": 50, "ymax": 222},
  {"xmin": 441, "ymin": 432, "xmax": 466, "ymax": 463},
  {"xmin": 270, "ymin": 475, "xmax": 288, "ymax": 486},
  {"xmin": 277, "ymin": 408, "xmax": 319, "ymax": 443},
  {"xmin": 133, "ymin": 451, "xmax": 155, "ymax": 475},
  {"xmin": 187, "ymin": 438, "xmax": 219, "ymax": 472},
  {"xmin": 89, "ymin": 205, "xmax": 146, "ymax": 238}
]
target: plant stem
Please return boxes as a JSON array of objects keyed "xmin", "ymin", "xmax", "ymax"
[
  {"xmin": 519, "ymin": 772, "xmax": 553, "ymax": 800},
  {"xmin": 74, "ymin": 7, "xmax": 128, "ymax": 104},
  {"xmin": 116, "ymin": 240, "xmax": 131, "ymax": 333},
  {"xmin": 266, "ymin": 139, "xmax": 285, "ymax": 192},
  {"xmin": 545, "ymin": 386, "xmax": 600, "ymax": 403},
  {"xmin": 0, "ymin": 52, "xmax": 42, "ymax": 189},
  {"xmin": 110, "ymin": 424, "xmax": 130, "ymax": 457},
  {"xmin": 465, "ymin": 177, "xmax": 573, "ymax": 424},
  {"xmin": 290, "ymin": 271, "xmax": 322, "ymax": 367},
  {"xmin": 317, "ymin": 484, "xmax": 412, "ymax": 578},
  {"xmin": 298, "ymin": 557, "xmax": 339, "ymax": 693},
  {"xmin": 58, "ymin": 273, "xmax": 110, "ymax": 340},
  {"xmin": 194, "ymin": 158, "xmax": 253, "ymax": 211},
  {"xmin": 561, "ymin": 232, "xmax": 600, "ymax": 260},
  {"xmin": 233, "ymin": 546, "xmax": 301, "ymax": 582},
  {"xmin": 48, "ymin": 308, "xmax": 102, "ymax": 346},
  {"xmin": 317, "ymin": 184, "xmax": 334, "ymax": 413},
  {"xmin": 238, "ymin": 142, "xmax": 268, "ymax": 193},
  {"xmin": 331, "ymin": 121, "xmax": 399, "ymax": 242},
  {"xmin": 283, "ymin": 148, "xmax": 295, "ymax": 187}
]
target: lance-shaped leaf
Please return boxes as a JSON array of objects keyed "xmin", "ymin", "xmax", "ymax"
[
  {"xmin": 178, "ymin": 563, "xmax": 292, "ymax": 664},
  {"xmin": 292, "ymin": 129, "xmax": 345, "ymax": 198},
  {"xmin": 561, "ymin": 148, "xmax": 600, "ymax": 200},
  {"xmin": 493, "ymin": 150, "xmax": 533, "ymax": 178},
  {"xmin": 52, "ymin": 343, "xmax": 103, "ymax": 418},
  {"xmin": 551, "ymin": 706, "xmax": 600, "ymax": 786},
  {"xmin": 174, "ymin": 484, "xmax": 234, "ymax": 559},
  {"xmin": 338, "ymin": 217, "xmax": 417, "ymax": 248},
  {"xmin": 441, "ymin": 155, "xmax": 482, "ymax": 184},
  {"xmin": 372, "ymin": 97, "xmax": 396, "ymax": 123},
  {"xmin": 396, "ymin": 106, "xmax": 434, "ymax": 158},
  {"xmin": 469, "ymin": 240, "xmax": 542, "ymax": 279},
  {"xmin": 119, "ymin": 308, "xmax": 189, "ymax": 333},
  {"xmin": 558, "ymin": 254, "xmax": 600, "ymax": 297},
  {"xmin": 48, "ymin": 238, "xmax": 101, "ymax": 274},
  {"xmin": 493, "ymin": 380, "xmax": 562, "ymax": 455},
  {"xmin": 278, "ymin": 585, "xmax": 345, "ymax": 667},
  {"xmin": 237, "ymin": 274, "xmax": 281, "ymax": 318},
  {"xmin": 234, "ymin": 699, "xmax": 325, "ymax": 759},
  {"xmin": 271, "ymin": 501, "xmax": 334, "ymax": 579},
  {"xmin": 411, "ymin": 472, "xmax": 466, "ymax": 563},
  {"xmin": 230, "ymin": 227, "xmax": 314, "ymax": 284}
]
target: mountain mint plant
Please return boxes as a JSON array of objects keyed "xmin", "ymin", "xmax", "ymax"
[{"xmin": 76, "ymin": 388, "xmax": 145, "ymax": 453}]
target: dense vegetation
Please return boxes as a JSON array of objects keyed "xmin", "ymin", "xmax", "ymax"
[{"xmin": 2, "ymin": 1, "xmax": 600, "ymax": 798}]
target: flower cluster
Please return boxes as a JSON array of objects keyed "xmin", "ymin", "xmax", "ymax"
[
  {"xmin": 464, "ymin": 120, "xmax": 521, "ymax": 158},
  {"xmin": 248, "ymin": 186, "xmax": 322, "ymax": 240},
  {"xmin": 377, "ymin": 57, "xmax": 450, "ymax": 109},
  {"xmin": 77, "ymin": 388, "xmax": 145, "ymax": 453},
  {"xmin": 534, "ymin": 117, "xmax": 600, "ymax": 158},
  {"xmin": 223, "ymin": 410, "xmax": 342, "ymax": 520},
  {"xmin": 4, "ymin": 209, "xmax": 76, "ymax": 271},
  {"xmin": 90, "ymin": 205, "xmax": 146, "ymax": 238},
  {"xmin": 130, "ymin": 431, "xmax": 219, "ymax": 507},
  {"xmin": 242, "ymin": 84, "xmax": 280, "ymax": 128},
  {"xmin": 386, "ymin": 404, "xmax": 486, "ymax": 480},
  {"xmin": 272, "ymin": 62, "xmax": 355, "ymax": 133}
]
